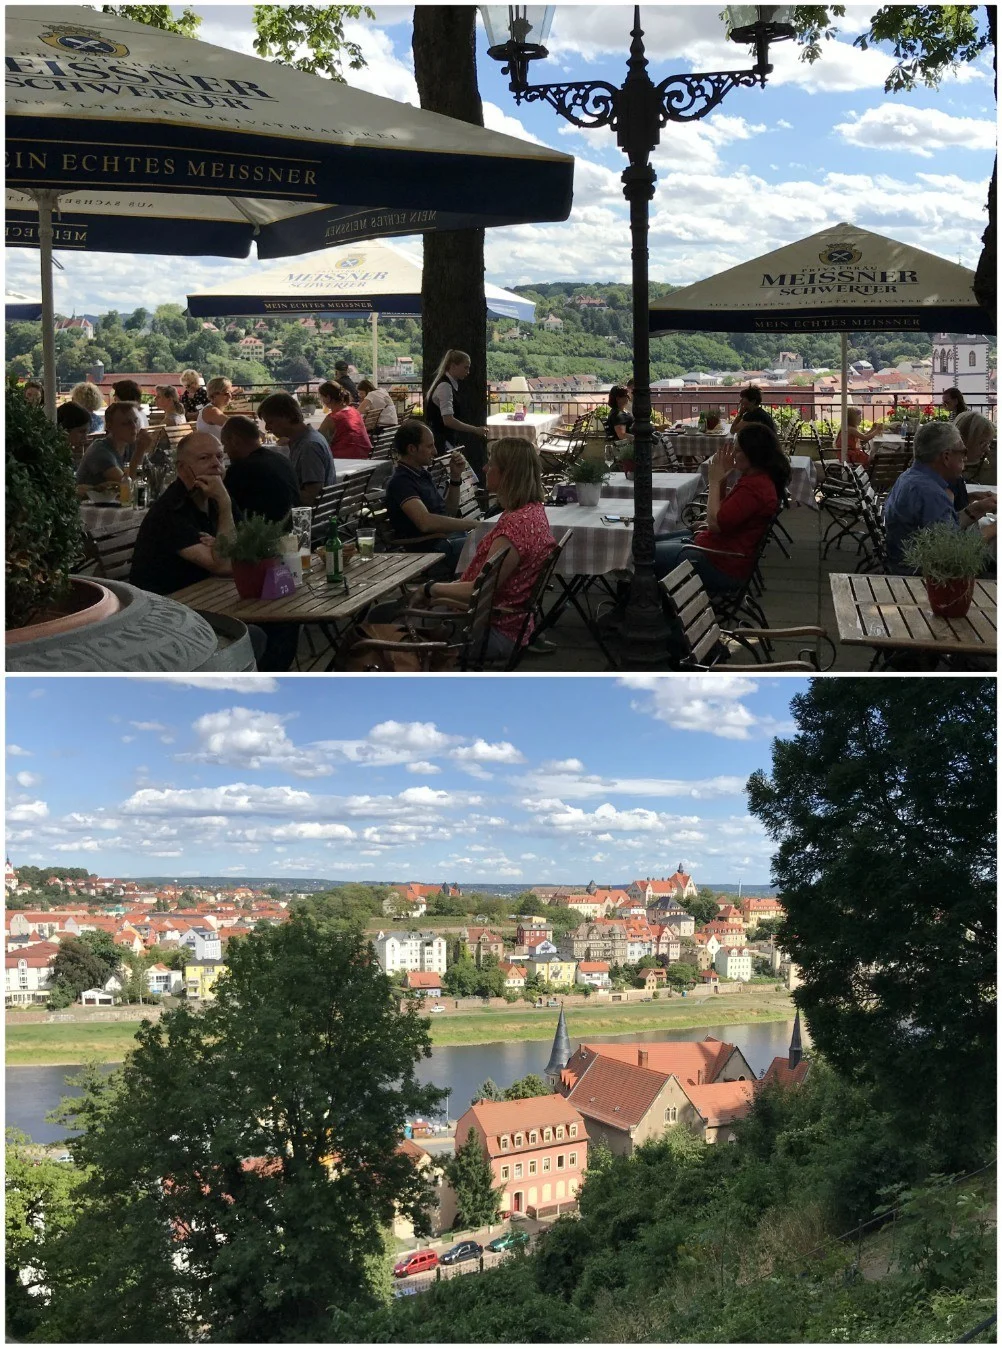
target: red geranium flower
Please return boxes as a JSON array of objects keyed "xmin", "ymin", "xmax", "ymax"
[{"xmin": 785, "ymin": 396, "xmax": 792, "ymax": 403}]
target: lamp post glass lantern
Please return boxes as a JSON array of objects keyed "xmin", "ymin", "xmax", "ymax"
[{"xmin": 482, "ymin": 4, "xmax": 794, "ymax": 668}]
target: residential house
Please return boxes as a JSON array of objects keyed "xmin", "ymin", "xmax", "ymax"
[
  {"xmin": 55, "ymin": 315, "xmax": 95, "ymax": 339},
  {"xmin": 392, "ymin": 1138, "xmax": 450, "ymax": 1239},
  {"xmin": 714, "ymin": 945, "xmax": 753, "ymax": 982},
  {"xmin": 373, "ymin": 930, "xmax": 448, "ymax": 975},
  {"xmin": 184, "ymin": 959, "xmax": 227, "ymax": 1002},
  {"xmin": 739, "ymin": 896, "xmax": 785, "ymax": 931},
  {"xmin": 448, "ymin": 1096, "xmax": 588, "ymax": 1221},
  {"xmin": 623, "ymin": 918, "xmax": 654, "ymax": 964},
  {"xmin": 463, "ymin": 927, "xmax": 505, "ymax": 966},
  {"xmin": 648, "ymin": 925, "xmax": 681, "ymax": 963},
  {"xmin": 524, "ymin": 953, "xmax": 577, "ymax": 987},
  {"xmin": 516, "ymin": 920, "xmax": 552, "ymax": 946},
  {"xmin": 404, "ymin": 970, "xmax": 443, "ymax": 998},
  {"xmin": 701, "ymin": 921, "xmax": 746, "ymax": 949},
  {"xmin": 540, "ymin": 313, "xmax": 563, "ymax": 331},
  {"xmin": 146, "ymin": 963, "xmax": 183, "ymax": 996},
  {"xmin": 568, "ymin": 920, "xmax": 628, "ymax": 964},
  {"xmin": 559, "ymin": 1038, "xmax": 756, "ymax": 1150},
  {"xmin": 499, "ymin": 961, "xmax": 527, "ymax": 990},
  {"xmin": 179, "ymin": 927, "xmax": 222, "ymax": 961},
  {"xmin": 575, "ymin": 960, "xmax": 611, "ymax": 990},
  {"xmin": 641, "ymin": 966, "xmax": 668, "ymax": 992},
  {"xmin": 700, "ymin": 969, "xmax": 720, "ymax": 988},
  {"xmin": 715, "ymin": 903, "xmax": 745, "ymax": 927},
  {"xmin": 5, "ymin": 941, "xmax": 60, "ymax": 1006},
  {"xmin": 79, "ymin": 987, "xmax": 116, "ymax": 1006},
  {"xmin": 238, "ymin": 335, "xmax": 265, "ymax": 357}
]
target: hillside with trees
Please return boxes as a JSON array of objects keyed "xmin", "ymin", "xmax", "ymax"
[{"xmin": 5, "ymin": 286, "xmax": 970, "ymax": 391}]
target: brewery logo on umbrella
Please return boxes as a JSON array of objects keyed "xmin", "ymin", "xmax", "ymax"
[
  {"xmin": 335, "ymin": 257, "xmax": 363, "ymax": 270},
  {"xmin": 819, "ymin": 243, "xmax": 862, "ymax": 266},
  {"xmin": 40, "ymin": 24, "xmax": 130, "ymax": 57}
]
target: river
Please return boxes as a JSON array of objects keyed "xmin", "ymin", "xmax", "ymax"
[{"xmin": 6, "ymin": 1020, "xmax": 805, "ymax": 1146}]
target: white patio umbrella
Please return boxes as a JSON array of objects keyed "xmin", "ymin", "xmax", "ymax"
[
  {"xmin": 187, "ymin": 240, "xmax": 534, "ymax": 380},
  {"xmin": 5, "ymin": 290, "xmax": 43, "ymax": 320},
  {"xmin": 650, "ymin": 222, "xmax": 993, "ymax": 459},
  {"xmin": 5, "ymin": 6, "xmax": 574, "ymax": 414}
]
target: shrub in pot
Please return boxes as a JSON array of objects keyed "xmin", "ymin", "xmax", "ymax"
[
  {"xmin": 567, "ymin": 456, "xmax": 609, "ymax": 507},
  {"xmin": 614, "ymin": 447, "xmax": 636, "ymax": 478},
  {"xmin": 215, "ymin": 512, "xmax": 287, "ymax": 599},
  {"xmin": 902, "ymin": 521, "xmax": 990, "ymax": 619},
  {"xmin": 6, "ymin": 384, "xmax": 85, "ymax": 630}
]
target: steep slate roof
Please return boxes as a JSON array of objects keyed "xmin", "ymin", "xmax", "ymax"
[
  {"xmin": 544, "ymin": 1006, "xmax": 572, "ymax": 1078},
  {"xmin": 565, "ymin": 1054, "xmax": 670, "ymax": 1130}
]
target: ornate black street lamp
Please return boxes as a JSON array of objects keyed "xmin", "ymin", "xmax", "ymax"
[{"xmin": 481, "ymin": 5, "xmax": 795, "ymax": 669}]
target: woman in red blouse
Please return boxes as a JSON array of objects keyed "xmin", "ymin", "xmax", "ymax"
[
  {"xmin": 654, "ymin": 422, "xmax": 791, "ymax": 591},
  {"xmin": 317, "ymin": 381, "xmax": 372, "ymax": 458},
  {"xmin": 414, "ymin": 437, "xmax": 556, "ymax": 660}
]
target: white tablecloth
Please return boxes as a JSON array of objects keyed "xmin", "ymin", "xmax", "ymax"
[
  {"xmin": 872, "ymin": 433, "xmax": 907, "ymax": 450},
  {"xmin": 79, "ymin": 505, "xmax": 148, "ymax": 534},
  {"xmin": 668, "ymin": 431, "xmax": 732, "ymax": 463},
  {"xmin": 602, "ymin": 472, "xmax": 702, "ymax": 524},
  {"xmin": 487, "ymin": 412, "xmax": 562, "ymax": 446},
  {"xmin": 333, "ymin": 458, "xmax": 393, "ymax": 488},
  {"xmin": 698, "ymin": 455, "xmax": 818, "ymax": 510},
  {"xmin": 457, "ymin": 500, "xmax": 675, "ymax": 579}
]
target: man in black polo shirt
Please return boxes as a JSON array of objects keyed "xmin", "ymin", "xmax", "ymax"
[
  {"xmin": 384, "ymin": 420, "xmax": 479, "ymax": 573},
  {"xmin": 130, "ymin": 432, "xmax": 236, "ymax": 595},
  {"xmin": 730, "ymin": 386, "xmax": 777, "ymax": 434},
  {"xmin": 222, "ymin": 416, "xmax": 300, "ymax": 522}
]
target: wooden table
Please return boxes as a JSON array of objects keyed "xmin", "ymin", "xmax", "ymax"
[
  {"xmin": 170, "ymin": 551, "xmax": 438, "ymax": 637},
  {"xmin": 829, "ymin": 573, "xmax": 996, "ymax": 667}
]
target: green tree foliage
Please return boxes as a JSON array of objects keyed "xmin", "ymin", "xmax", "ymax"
[
  {"xmin": 686, "ymin": 887, "xmax": 721, "ymax": 926},
  {"xmin": 36, "ymin": 915, "xmax": 444, "ymax": 1342},
  {"xmin": 503, "ymin": 1074, "xmax": 552, "ymax": 1101},
  {"xmin": 49, "ymin": 938, "xmax": 111, "ymax": 1002},
  {"xmin": 444, "ymin": 1128, "xmax": 503, "ymax": 1229},
  {"xmin": 5, "ymin": 1129, "xmax": 85, "ymax": 1340},
  {"xmin": 473, "ymin": 1078, "xmax": 504, "ymax": 1104},
  {"xmin": 746, "ymin": 678, "xmax": 996, "ymax": 1168},
  {"xmin": 102, "ymin": 5, "xmax": 202, "ymax": 37},
  {"xmin": 252, "ymin": 5, "xmax": 376, "ymax": 79}
]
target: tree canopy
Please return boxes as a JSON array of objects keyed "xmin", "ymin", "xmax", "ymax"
[{"xmin": 746, "ymin": 678, "xmax": 996, "ymax": 1167}]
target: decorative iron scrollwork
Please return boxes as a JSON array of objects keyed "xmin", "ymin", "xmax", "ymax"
[
  {"xmin": 656, "ymin": 70, "xmax": 764, "ymax": 125},
  {"xmin": 513, "ymin": 79, "xmax": 620, "ymax": 130}
]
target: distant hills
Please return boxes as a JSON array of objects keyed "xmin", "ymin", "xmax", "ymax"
[{"xmin": 133, "ymin": 877, "xmax": 774, "ymax": 895}]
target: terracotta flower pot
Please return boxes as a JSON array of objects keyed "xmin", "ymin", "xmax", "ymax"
[
  {"xmin": 923, "ymin": 576, "xmax": 975, "ymax": 619},
  {"xmin": 231, "ymin": 559, "xmax": 272, "ymax": 599}
]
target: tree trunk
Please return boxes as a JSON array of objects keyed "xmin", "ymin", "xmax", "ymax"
[
  {"xmin": 973, "ymin": 6, "xmax": 996, "ymax": 317},
  {"xmin": 412, "ymin": 7, "xmax": 489, "ymax": 476}
]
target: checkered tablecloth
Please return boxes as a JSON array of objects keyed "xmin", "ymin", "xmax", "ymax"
[
  {"xmin": 487, "ymin": 412, "xmax": 562, "ymax": 446},
  {"xmin": 457, "ymin": 500, "xmax": 676, "ymax": 579},
  {"xmin": 668, "ymin": 432, "xmax": 733, "ymax": 463},
  {"xmin": 79, "ymin": 505, "xmax": 149, "ymax": 534},
  {"xmin": 698, "ymin": 455, "xmax": 817, "ymax": 509},
  {"xmin": 601, "ymin": 472, "xmax": 703, "ymax": 523}
]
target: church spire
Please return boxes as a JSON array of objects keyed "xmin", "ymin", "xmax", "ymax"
[
  {"xmin": 543, "ymin": 1004, "xmax": 571, "ymax": 1086},
  {"xmin": 788, "ymin": 1008, "xmax": 803, "ymax": 1070}
]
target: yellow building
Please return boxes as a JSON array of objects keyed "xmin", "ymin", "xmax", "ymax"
[
  {"xmin": 526, "ymin": 954, "xmax": 577, "ymax": 986},
  {"xmin": 184, "ymin": 959, "xmax": 227, "ymax": 1002}
]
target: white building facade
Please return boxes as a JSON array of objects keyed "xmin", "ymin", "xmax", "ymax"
[{"xmin": 373, "ymin": 930, "xmax": 447, "ymax": 975}]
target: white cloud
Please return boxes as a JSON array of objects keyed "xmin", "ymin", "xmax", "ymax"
[
  {"xmin": 525, "ymin": 798, "xmax": 701, "ymax": 836},
  {"xmin": 834, "ymin": 105, "xmax": 997, "ymax": 158},
  {"xmin": 7, "ymin": 799, "xmax": 49, "ymax": 821},
  {"xmin": 368, "ymin": 720, "xmax": 456, "ymax": 755},
  {"xmin": 143, "ymin": 676, "xmax": 280, "ymax": 692},
  {"xmin": 620, "ymin": 675, "xmax": 794, "ymax": 740},
  {"xmin": 451, "ymin": 739, "xmax": 525, "ymax": 766},
  {"xmin": 517, "ymin": 759, "xmax": 747, "ymax": 800},
  {"xmin": 6, "ymin": 745, "xmax": 32, "ymax": 757},
  {"xmin": 187, "ymin": 707, "xmax": 332, "ymax": 778},
  {"xmin": 14, "ymin": 771, "xmax": 41, "ymax": 788},
  {"xmin": 130, "ymin": 721, "xmax": 169, "ymax": 733},
  {"xmin": 406, "ymin": 761, "xmax": 442, "ymax": 775}
]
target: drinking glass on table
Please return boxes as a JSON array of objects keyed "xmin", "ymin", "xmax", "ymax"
[
  {"xmin": 290, "ymin": 507, "xmax": 312, "ymax": 569},
  {"xmin": 356, "ymin": 526, "xmax": 376, "ymax": 561}
]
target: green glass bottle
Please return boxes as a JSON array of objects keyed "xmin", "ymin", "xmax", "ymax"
[{"xmin": 325, "ymin": 515, "xmax": 344, "ymax": 587}]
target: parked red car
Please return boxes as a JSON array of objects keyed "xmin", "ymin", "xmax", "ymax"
[{"xmin": 393, "ymin": 1249, "xmax": 439, "ymax": 1278}]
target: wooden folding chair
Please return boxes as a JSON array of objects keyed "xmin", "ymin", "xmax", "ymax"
[
  {"xmin": 78, "ymin": 526, "xmax": 142, "ymax": 582},
  {"xmin": 494, "ymin": 529, "xmax": 571, "ymax": 670}
]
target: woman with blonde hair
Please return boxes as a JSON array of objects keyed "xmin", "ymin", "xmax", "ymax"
[
  {"xmin": 425, "ymin": 348, "xmax": 488, "ymax": 455},
  {"xmin": 414, "ymin": 436, "xmax": 556, "ymax": 660},
  {"xmin": 195, "ymin": 375, "xmax": 233, "ymax": 441},
  {"xmin": 954, "ymin": 410, "xmax": 994, "ymax": 478},
  {"xmin": 179, "ymin": 369, "xmax": 209, "ymax": 418},
  {"xmin": 70, "ymin": 380, "xmax": 106, "ymax": 433},
  {"xmin": 833, "ymin": 406, "xmax": 883, "ymax": 468}
]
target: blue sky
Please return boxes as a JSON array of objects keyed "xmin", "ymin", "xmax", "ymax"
[
  {"xmin": 5, "ymin": 674, "xmax": 807, "ymax": 883},
  {"xmin": 5, "ymin": 4, "xmax": 995, "ymax": 313}
]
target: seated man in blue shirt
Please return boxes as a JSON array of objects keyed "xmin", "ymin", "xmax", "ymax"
[
  {"xmin": 384, "ymin": 419, "xmax": 479, "ymax": 572},
  {"xmin": 883, "ymin": 420, "xmax": 996, "ymax": 571}
]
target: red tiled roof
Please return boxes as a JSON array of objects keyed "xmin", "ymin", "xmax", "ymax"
[
  {"xmin": 404, "ymin": 971, "xmax": 441, "ymax": 989},
  {"xmin": 458, "ymin": 1096, "xmax": 587, "ymax": 1156},
  {"xmin": 681, "ymin": 1080, "xmax": 755, "ymax": 1127},
  {"xmin": 499, "ymin": 962, "xmax": 526, "ymax": 978},
  {"xmin": 565, "ymin": 1053, "xmax": 669, "ymax": 1130},
  {"xmin": 5, "ymin": 941, "xmax": 61, "ymax": 967},
  {"xmin": 761, "ymin": 1057, "xmax": 810, "ymax": 1088},
  {"xmin": 576, "ymin": 1037, "xmax": 739, "ymax": 1086},
  {"xmin": 578, "ymin": 961, "xmax": 609, "ymax": 972}
]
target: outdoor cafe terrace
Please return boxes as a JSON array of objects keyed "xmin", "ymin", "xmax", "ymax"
[{"xmin": 9, "ymin": 388, "xmax": 996, "ymax": 675}]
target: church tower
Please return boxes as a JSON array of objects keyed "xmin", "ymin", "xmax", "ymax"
[
  {"xmin": 788, "ymin": 1008, "xmax": 803, "ymax": 1071},
  {"xmin": 543, "ymin": 1005, "xmax": 571, "ymax": 1089}
]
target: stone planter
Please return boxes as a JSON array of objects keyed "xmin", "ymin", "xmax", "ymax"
[
  {"xmin": 194, "ymin": 612, "xmax": 257, "ymax": 671},
  {"xmin": 576, "ymin": 482, "xmax": 603, "ymax": 507},
  {"xmin": 6, "ymin": 577, "xmax": 222, "ymax": 671},
  {"xmin": 5, "ymin": 578, "xmax": 120, "ymax": 648}
]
